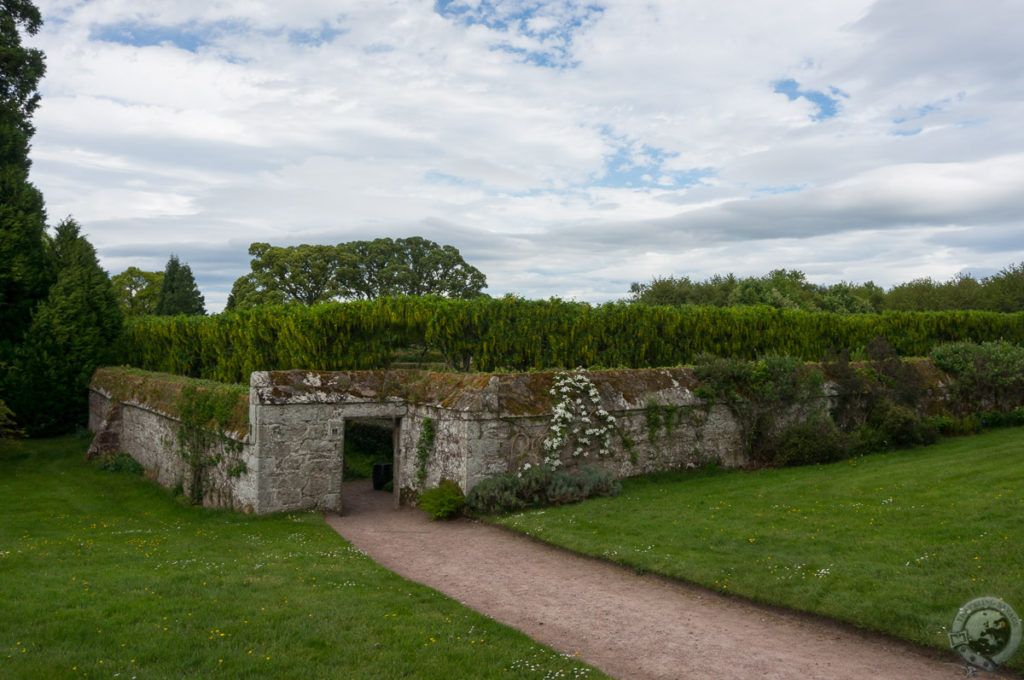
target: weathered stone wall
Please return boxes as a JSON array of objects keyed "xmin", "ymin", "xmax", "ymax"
[
  {"xmin": 91, "ymin": 362, "xmax": 954, "ymax": 514},
  {"xmin": 249, "ymin": 371, "xmax": 407, "ymax": 512},
  {"xmin": 377, "ymin": 368, "xmax": 752, "ymax": 497},
  {"xmin": 88, "ymin": 386, "xmax": 257, "ymax": 511}
]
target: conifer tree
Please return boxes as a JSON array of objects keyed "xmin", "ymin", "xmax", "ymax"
[
  {"xmin": 154, "ymin": 255, "xmax": 206, "ymax": 316},
  {"xmin": 1, "ymin": 0, "xmax": 50, "ymax": 429},
  {"xmin": 9, "ymin": 219, "xmax": 123, "ymax": 435},
  {"xmin": 0, "ymin": 0, "xmax": 51, "ymax": 351}
]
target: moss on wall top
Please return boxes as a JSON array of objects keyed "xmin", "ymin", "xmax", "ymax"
[
  {"xmin": 254, "ymin": 369, "xmax": 497, "ymax": 411},
  {"xmin": 251, "ymin": 367, "xmax": 708, "ymax": 416},
  {"xmin": 91, "ymin": 367, "xmax": 250, "ymax": 436}
]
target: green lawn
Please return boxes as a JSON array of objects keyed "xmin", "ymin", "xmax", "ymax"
[
  {"xmin": 494, "ymin": 428, "xmax": 1024, "ymax": 672},
  {"xmin": 0, "ymin": 435, "xmax": 603, "ymax": 680}
]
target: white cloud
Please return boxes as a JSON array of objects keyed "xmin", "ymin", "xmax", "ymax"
[{"xmin": 24, "ymin": 0, "xmax": 1024, "ymax": 310}]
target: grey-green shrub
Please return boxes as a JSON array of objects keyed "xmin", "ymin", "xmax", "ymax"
[{"xmin": 465, "ymin": 465, "xmax": 620, "ymax": 515}]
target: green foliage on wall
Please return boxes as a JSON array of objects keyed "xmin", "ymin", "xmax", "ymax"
[
  {"xmin": 120, "ymin": 296, "xmax": 1024, "ymax": 380},
  {"xmin": 415, "ymin": 418, "xmax": 436, "ymax": 489},
  {"xmin": 176, "ymin": 384, "xmax": 245, "ymax": 504},
  {"xmin": 90, "ymin": 367, "xmax": 249, "ymax": 435},
  {"xmin": 694, "ymin": 354, "xmax": 826, "ymax": 467},
  {"xmin": 89, "ymin": 367, "xmax": 249, "ymax": 504},
  {"xmin": 930, "ymin": 340, "xmax": 1024, "ymax": 413}
]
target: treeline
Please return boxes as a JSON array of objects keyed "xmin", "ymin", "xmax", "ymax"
[
  {"xmin": 120, "ymin": 296, "xmax": 1024, "ymax": 382},
  {"xmin": 628, "ymin": 265, "xmax": 1024, "ymax": 313}
]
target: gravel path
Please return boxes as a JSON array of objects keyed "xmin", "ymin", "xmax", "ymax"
[{"xmin": 325, "ymin": 480, "xmax": 1010, "ymax": 680}]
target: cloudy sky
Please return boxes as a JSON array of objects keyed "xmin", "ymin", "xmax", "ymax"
[{"xmin": 25, "ymin": 0, "xmax": 1024, "ymax": 311}]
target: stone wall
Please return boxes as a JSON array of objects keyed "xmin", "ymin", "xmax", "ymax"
[
  {"xmin": 249, "ymin": 371, "xmax": 407, "ymax": 512},
  {"xmin": 88, "ymin": 388, "xmax": 257, "ymax": 511},
  {"xmin": 392, "ymin": 369, "xmax": 751, "ymax": 497},
  {"xmin": 90, "ymin": 363, "xmax": 951, "ymax": 515}
]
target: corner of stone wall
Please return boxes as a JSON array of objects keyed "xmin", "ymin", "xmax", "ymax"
[
  {"xmin": 85, "ymin": 397, "xmax": 123, "ymax": 461},
  {"xmin": 87, "ymin": 379, "xmax": 256, "ymax": 513}
]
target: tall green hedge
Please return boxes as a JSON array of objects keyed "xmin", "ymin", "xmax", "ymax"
[{"xmin": 118, "ymin": 297, "xmax": 1024, "ymax": 381}]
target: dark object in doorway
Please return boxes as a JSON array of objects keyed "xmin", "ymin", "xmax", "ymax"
[{"xmin": 372, "ymin": 462, "xmax": 393, "ymax": 490}]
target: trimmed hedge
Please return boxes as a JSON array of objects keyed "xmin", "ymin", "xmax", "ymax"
[{"xmin": 119, "ymin": 297, "xmax": 1024, "ymax": 381}]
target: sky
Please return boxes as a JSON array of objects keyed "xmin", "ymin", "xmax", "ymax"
[{"xmin": 24, "ymin": 0, "xmax": 1024, "ymax": 312}]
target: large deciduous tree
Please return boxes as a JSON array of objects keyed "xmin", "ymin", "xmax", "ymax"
[
  {"xmin": 8, "ymin": 219, "xmax": 123, "ymax": 435},
  {"xmin": 227, "ymin": 237, "xmax": 487, "ymax": 310},
  {"xmin": 154, "ymin": 255, "xmax": 206, "ymax": 316},
  {"xmin": 224, "ymin": 273, "xmax": 285, "ymax": 311},
  {"xmin": 110, "ymin": 266, "xmax": 164, "ymax": 316},
  {"xmin": 246, "ymin": 242, "xmax": 346, "ymax": 305},
  {"xmin": 340, "ymin": 237, "xmax": 487, "ymax": 300}
]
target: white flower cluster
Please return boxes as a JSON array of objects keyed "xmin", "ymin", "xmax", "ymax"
[{"xmin": 541, "ymin": 368, "xmax": 616, "ymax": 469}]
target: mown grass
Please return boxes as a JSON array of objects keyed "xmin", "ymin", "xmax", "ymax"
[
  {"xmin": 0, "ymin": 435, "xmax": 603, "ymax": 680},
  {"xmin": 494, "ymin": 428, "xmax": 1024, "ymax": 672}
]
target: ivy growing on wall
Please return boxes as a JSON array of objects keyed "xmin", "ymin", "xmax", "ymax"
[
  {"xmin": 176, "ymin": 385, "xmax": 247, "ymax": 504},
  {"xmin": 693, "ymin": 353, "xmax": 827, "ymax": 467},
  {"xmin": 415, "ymin": 417, "xmax": 435, "ymax": 489}
]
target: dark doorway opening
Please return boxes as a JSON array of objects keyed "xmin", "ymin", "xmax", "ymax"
[{"xmin": 344, "ymin": 418, "xmax": 395, "ymax": 491}]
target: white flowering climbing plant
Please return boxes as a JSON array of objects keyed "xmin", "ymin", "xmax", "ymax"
[{"xmin": 541, "ymin": 368, "xmax": 616, "ymax": 469}]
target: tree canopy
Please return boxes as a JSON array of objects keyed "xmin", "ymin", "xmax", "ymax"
[
  {"xmin": 342, "ymin": 237, "xmax": 487, "ymax": 300},
  {"xmin": 111, "ymin": 266, "xmax": 164, "ymax": 316},
  {"xmin": 247, "ymin": 242, "xmax": 345, "ymax": 305},
  {"xmin": 227, "ymin": 237, "xmax": 487, "ymax": 310},
  {"xmin": 0, "ymin": 0, "xmax": 44, "ymax": 136},
  {"xmin": 154, "ymin": 255, "xmax": 206, "ymax": 316}
]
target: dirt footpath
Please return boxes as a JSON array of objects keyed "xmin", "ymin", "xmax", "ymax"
[{"xmin": 325, "ymin": 481, "xmax": 1010, "ymax": 680}]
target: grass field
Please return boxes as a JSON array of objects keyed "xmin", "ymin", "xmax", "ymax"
[
  {"xmin": 494, "ymin": 428, "xmax": 1024, "ymax": 672},
  {"xmin": 0, "ymin": 435, "xmax": 603, "ymax": 680}
]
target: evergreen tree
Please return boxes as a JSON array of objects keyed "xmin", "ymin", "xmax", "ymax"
[
  {"xmin": 8, "ymin": 219, "xmax": 123, "ymax": 435},
  {"xmin": 154, "ymin": 255, "xmax": 206, "ymax": 316},
  {"xmin": 0, "ymin": 0, "xmax": 50, "ymax": 352}
]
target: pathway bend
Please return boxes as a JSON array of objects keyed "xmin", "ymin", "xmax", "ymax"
[{"xmin": 325, "ymin": 480, "xmax": 1013, "ymax": 680}]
